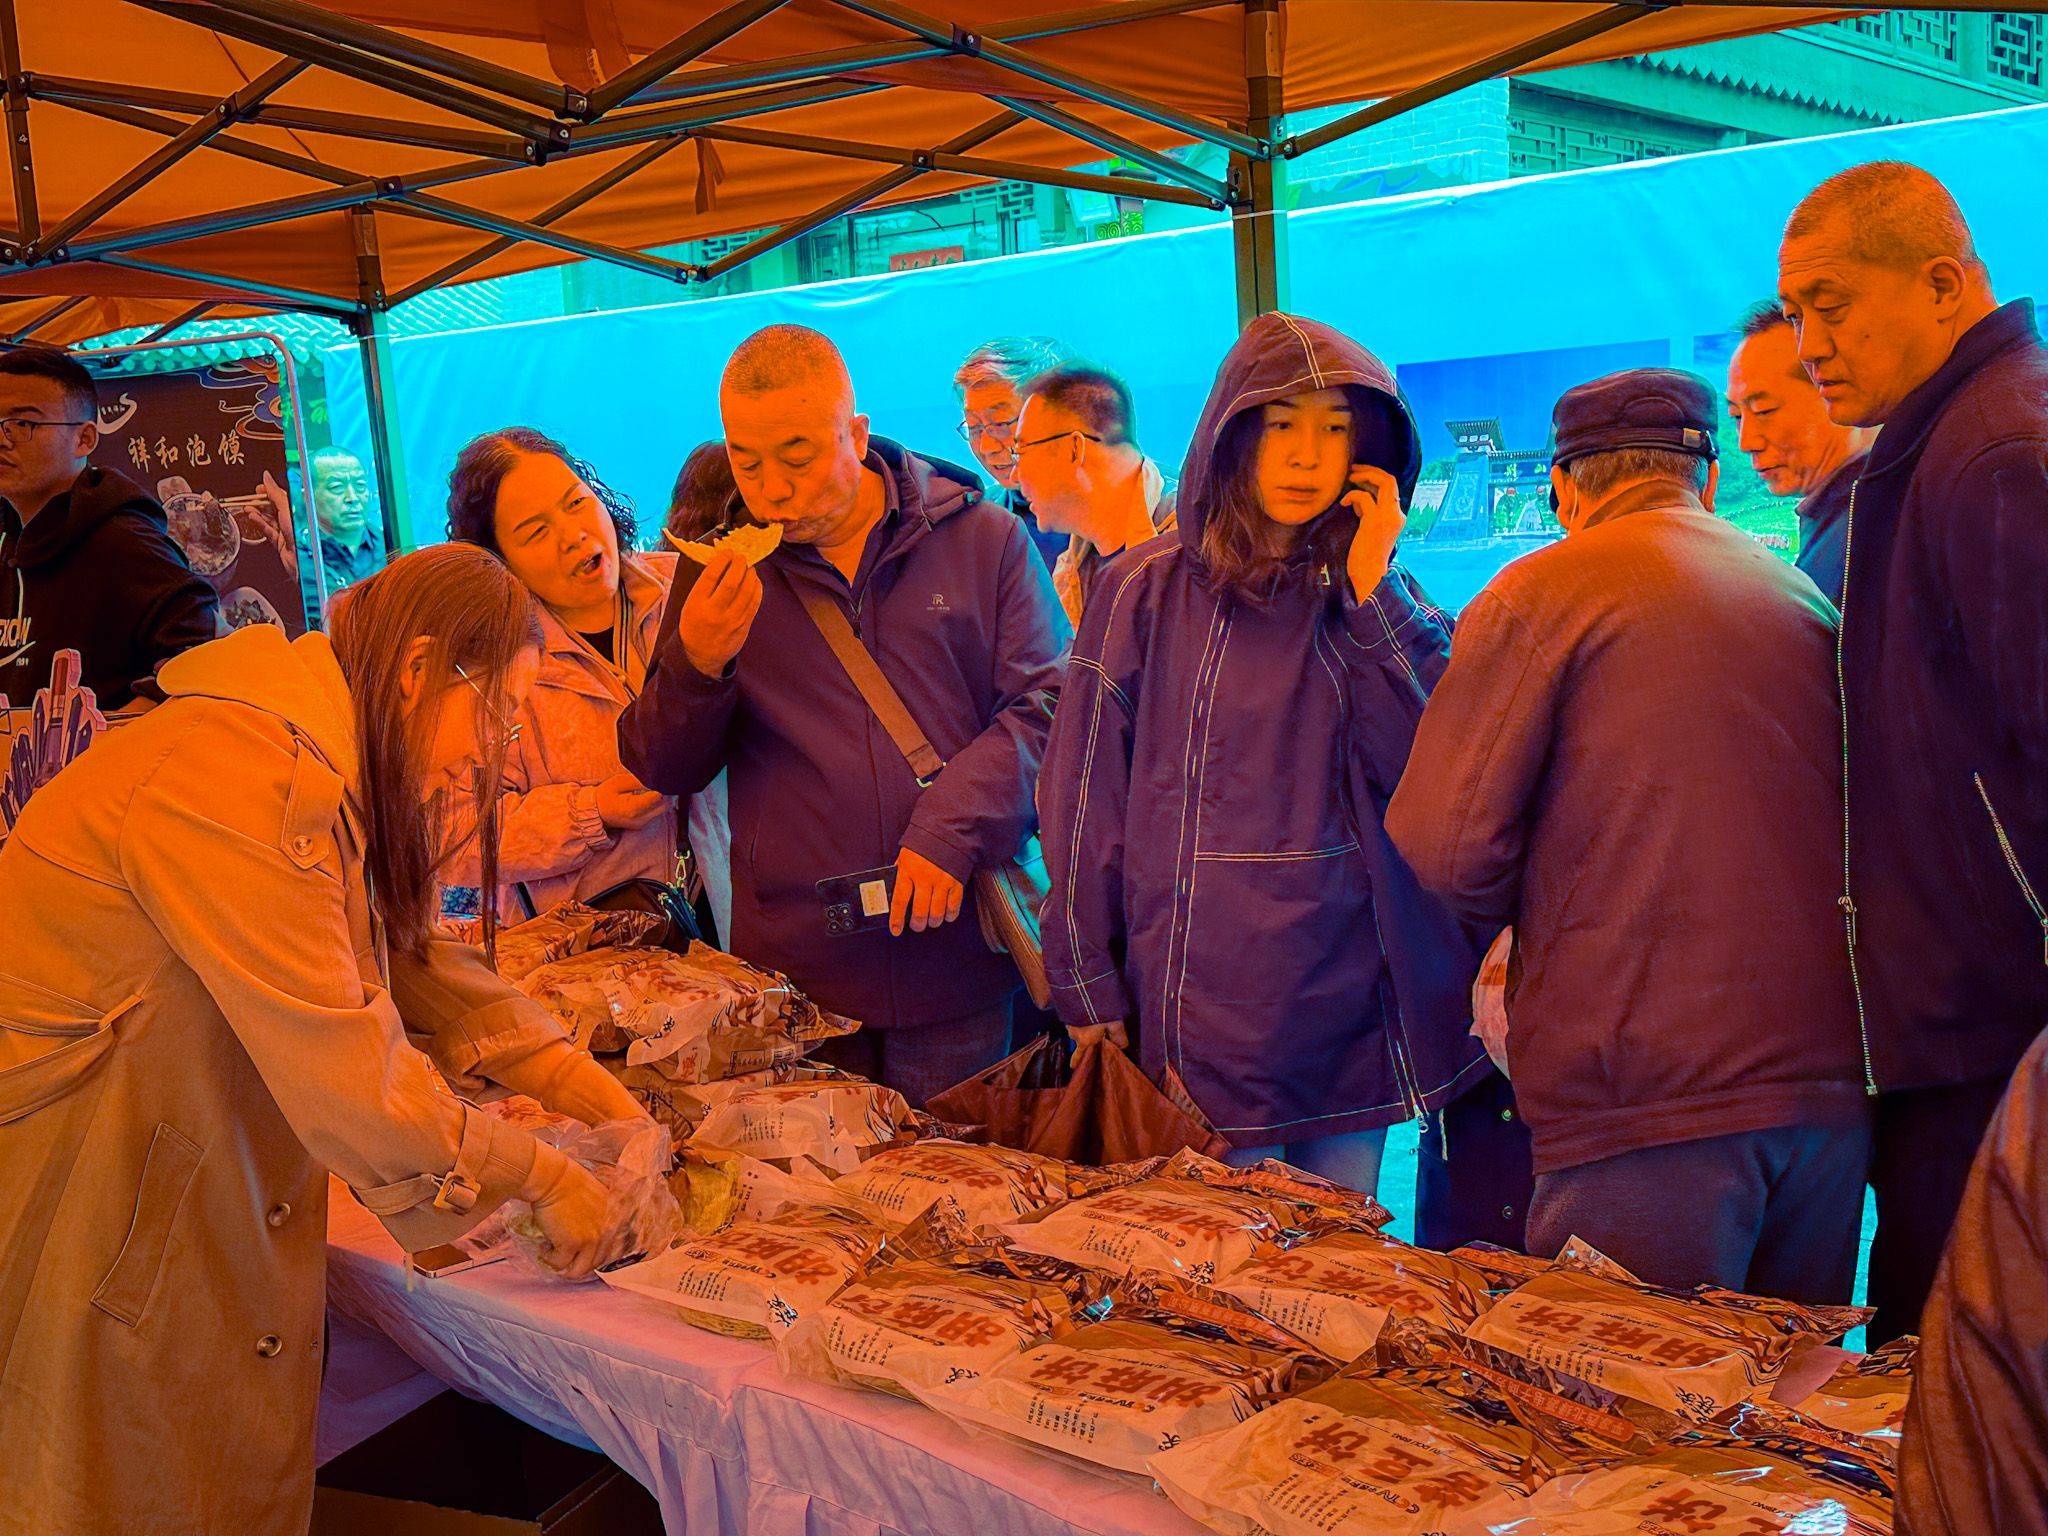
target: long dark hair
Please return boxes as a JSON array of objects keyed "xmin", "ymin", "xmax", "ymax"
[
  {"xmin": 446, "ymin": 426, "xmax": 639, "ymax": 553},
  {"xmin": 329, "ymin": 544, "xmax": 543, "ymax": 957},
  {"xmin": 1199, "ymin": 387, "xmax": 1405, "ymax": 600}
]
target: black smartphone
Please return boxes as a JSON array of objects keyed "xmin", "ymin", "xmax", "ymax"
[{"xmin": 816, "ymin": 865, "xmax": 898, "ymax": 936}]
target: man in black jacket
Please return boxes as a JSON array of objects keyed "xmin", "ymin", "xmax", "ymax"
[
  {"xmin": 1779, "ymin": 161, "xmax": 2048, "ymax": 1343},
  {"xmin": 0, "ymin": 347, "xmax": 218, "ymax": 712}
]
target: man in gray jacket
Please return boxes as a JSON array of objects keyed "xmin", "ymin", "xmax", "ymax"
[{"xmin": 1387, "ymin": 368, "xmax": 1869, "ymax": 1300}]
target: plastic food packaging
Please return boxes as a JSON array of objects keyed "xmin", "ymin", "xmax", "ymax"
[
  {"xmin": 464, "ymin": 1103, "xmax": 680, "ymax": 1280},
  {"xmin": 999, "ymin": 1148, "xmax": 1377, "ymax": 1286},
  {"xmin": 1462, "ymin": 1246, "xmax": 1867, "ymax": 1420},
  {"xmin": 918, "ymin": 1292, "xmax": 1327, "ymax": 1475},
  {"xmin": 610, "ymin": 1064, "xmax": 788, "ymax": 1147},
  {"xmin": 456, "ymin": 902, "xmax": 668, "ymax": 982},
  {"xmin": 687, "ymin": 1070, "xmax": 919, "ymax": 1175},
  {"xmin": 516, "ymin": 943, "xmax": 854, "ymax": 1081},
  {"xmin": 601, "ymin": 1202, "xmax": 891, "ymax": 1339},
  {"xmin": 1778, "ymin": 1335, "xmax": 1916, "ymax": 1454},
  {"xmin": 1485, "ymin": 1408, "xmax": 1895, "ymax": 1535},
  {"xmin": 831, "ymin": 1140, "xmax": 1075, "ymax": 1233},
  {"xmin": 667, "ymin": 1147, "xmax": 847, "ymax": 1235},
  {"xmin": 1149, "ymin": 1346, "xmax": 1663, "ymax": 1536},
  {"xmin": 1215, "ymin": 1230, "xmax": 1496, "ymax": 1362},
  {"xmin": 778, "ymin": 1245, "xmax": 1111, "ymax": 1400}
]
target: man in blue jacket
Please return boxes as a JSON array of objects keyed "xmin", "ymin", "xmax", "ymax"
[
  {"xmin": 620, "ymin": 325, "xmax": 1070, "ymax": 1104},
  {"xmin": 1779, "ymin": 161, "xmax": 2048, "ymax": 1342}
]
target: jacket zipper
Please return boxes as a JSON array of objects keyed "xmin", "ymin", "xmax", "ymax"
[
  {"xmin": 1834, "ymin": 481, "xmax": 1880, "ymax": 1095},
  {"xmin": 1973, "ymin": 773, "xmax": 2048, "ymax": 968}
]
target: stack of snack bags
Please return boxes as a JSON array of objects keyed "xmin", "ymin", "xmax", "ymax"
[
  {"xmin": 918, "ymin": 1285, "xmax": 1329, "ymax": 1474},
  {"xmin": 999, "ymin": 1147, "xmax": 1389, "ymax": 1286},
  {"xmin": 1771, "ymin": 1335, "xmax": 1916, "ymax": 1458},
  {"xmin": 1214, "ymin": 1229, "xmax": 1497, "ymax": 1363},
  {"xmin": 831, "ymin": 1139, "xmax": 1083, "ymax": 1233},
  {"xmin": 1149, "ymin": 1324, "xmax": 1673, "ymax": 1535},
  {"xmin": 684, "ymin": 1065, "xmax": 923, "ymax": 1176},
  {"xmin": 778, "ymin": 1242, "xmax": 1114, "ymax": 1400},
  {"xmin": 1460, "ymin": 1240, "xmax": 1868, "ymax": 1421}
]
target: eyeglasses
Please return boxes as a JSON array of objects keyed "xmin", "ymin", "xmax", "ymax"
[
  {"xmin": 454, "ymin": 663, "xmax": 523, "ymax": 750},
  {"xmin": 1015, "ymin": 429, "xmax": 1103, "ymax": 455},
  {"xmin": 0, "ymin": 416, "xmax": 93, "ymax": 447},
  {"xmin": 956, "ymin": 412, "xmax": 1020, "ymax": 447}
]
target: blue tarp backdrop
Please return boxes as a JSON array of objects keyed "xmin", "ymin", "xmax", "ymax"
[{"xmin": 327, "ymin": 101, "xmax": 2048, "ymax": 611}]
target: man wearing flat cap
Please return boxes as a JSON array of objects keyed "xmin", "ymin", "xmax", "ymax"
[{"xmin": 1387, "ymin": 367, "xmax": 1870, "ymax": 1300}]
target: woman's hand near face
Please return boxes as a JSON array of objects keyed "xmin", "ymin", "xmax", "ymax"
[
  {"xmin": 593, "ymin": 770, "xmax": 667, "ymax": 831},
  {"xmin": 1343, "ymin": 464, "xmax": 1406, "ymax": 603}
]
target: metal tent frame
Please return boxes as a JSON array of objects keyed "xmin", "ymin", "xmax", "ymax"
[{"xmin": 3, "ymin": 0, "xmax": 2040, "ymax": 546}]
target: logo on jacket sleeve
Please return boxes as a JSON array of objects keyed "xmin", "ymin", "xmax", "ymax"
[{"xmin": 0, "ymin": 570, "xmax": 30, "ymax": 672}]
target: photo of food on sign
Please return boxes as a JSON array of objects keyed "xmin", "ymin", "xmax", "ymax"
[{"xmin": 86, "ymin": 360, "xmax": 313, "ymax": 637}]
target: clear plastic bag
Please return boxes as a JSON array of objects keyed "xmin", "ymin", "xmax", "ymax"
[{"xmin": 467, "ymin": 1108, "xmax": 681, "ymax": 1281}]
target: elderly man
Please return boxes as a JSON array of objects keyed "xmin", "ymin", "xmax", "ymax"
[
  {"xmin": 954, "ymin": 335, "xmax": 1070, "ymax": 568},
  {"xmin": 1779, "ymin": 161, "xmax": 2048, "ymax": 1346},
  {"xmin": 1386, "ymin": 369, "xmax": 1869, "ymax": 1299},
  {"xmin": 309, "ymin": 444, "xmax": 383, "ymax": 591},
  {"xmin": 1011, "ymin": 362, "xmax": 1177, "ymax": 626},
  {"xmin": 1725, "ymin": 303, "xmax": 1874, "ymax": 606},
  {"xmin": 621, "ymin": 324, "xmax": 1069, "ymax": 1104}
]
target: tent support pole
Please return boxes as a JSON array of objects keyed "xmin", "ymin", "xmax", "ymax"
[
  {"xmin": 98, "ymin": 251, "xmax": 360, "ymax": 317},
  {"xmin": 1231, "ymin": 0, "xmax": 1287, "ymax": 327},
  {"xmin": 351, "ymin": 210, "xmax": 410, "ymax": 553},
  {"xmin": 989, "ymin": 94, "xmax": 1232, "ymax": 202},
  {"xmin": 1284, "ymin": 3, "xmax": 1654, "ymax": 158},
  {"xmin": 699, "ymin": 107, "xmax": 1022, "ymax": 280},
  {"xmin": 8, "ymin": 292, "xmax": 90, "ymax": 343},
  {"xmin": 587, "ymin": 0, "xmax": 791, "ymax": 117},
  {"xmin": 0, "ymin": 0, "xmax": 37, "ymax": 247},
  {"xmin": 380, "ymin": 193, "xmax": 700, "ymax": 284},
  {"xmin": 138, "ymin": 299, "xmax": 217, "ymax": 342},
  {"xmin": 36, "ymin": 57, "xmax": 307, "ymax": 257}
]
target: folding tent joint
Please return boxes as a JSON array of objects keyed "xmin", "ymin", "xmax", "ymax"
[{"xmin": 954, "ymin": 26, "xmax": 982, "ymax": 55}]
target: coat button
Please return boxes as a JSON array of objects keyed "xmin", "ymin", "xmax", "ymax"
[
  {"xmin": 267, "ymin": 1203, "xmax": 291, "ymax": 1228},
  {"xmin": 256, "ymin": 1335, "xmax": 284, "ymax": 1358},
  {"xmin": 291, "ymin": 835, "xmax": 315, "ymax": 857},
  {"xmin": 1500, "ymin": 1206, "xmax": 1516, "ymax": 1221}
]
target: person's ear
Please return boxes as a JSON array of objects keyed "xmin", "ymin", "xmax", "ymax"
[
  {"xmin": 1925, "ymin": 255, "xmax": 1971, "ymax": 321},
  {"xmin": 74, "ymin": 421, "xmax": 99, "ymax": 460},
  {"xmin": 1549, "ymin": 465, "xmax": 1573, "ymax": 530},
  {"xmin": 396, "ymin": 635, "xmax": 435, "ymax": 711},
  {"xmin": 1701, "ymin": 460, "xmax": 1721, "ymax": 514},
  {"xmin": 849, "ymin": 412, "xmax": 871, "ymax": 461}
]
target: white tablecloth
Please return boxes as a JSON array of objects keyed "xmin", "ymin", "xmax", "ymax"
[{"xmin": 325, "ymin": 1188, "xmax": 1203, "ymax": 1536}]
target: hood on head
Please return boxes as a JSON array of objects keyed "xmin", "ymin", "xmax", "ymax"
[
  {"xmin": 1174, "ymin": 313, "xmax": 1422, "ymax": 553},
  {"xmin": 155, "ymin": 626, "xmax": 359, "ymax": 785}
]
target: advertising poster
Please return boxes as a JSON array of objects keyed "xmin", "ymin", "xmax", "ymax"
[{"xmin": 85, "ymin": 353, "xmax": 317, "ymax": 637}]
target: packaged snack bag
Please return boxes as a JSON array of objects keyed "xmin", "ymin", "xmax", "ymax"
[
  {"xmin": 516, "ymin": 942, "xmax": 856, "ymax": 1078},
  {"xmin": 1492, "ymin": 1406, "xmax": 1895, "ymax": 1535},
  {"xmin": 458, "ymin": 901, "xmax": 667, "ymax": 981},
  {"xmin": 600, "ymin": 1203, "xmax": 890, "ymax": 1338},
  {"xmin": 1464, "ymin": 1251, "xmax": 1866, "ymax": 1420},
  {"xmin": 1149, "ymin": 1349, "xmax": 1661, "ymax": 1536},
  {"xmin": 998, "ymin": 1149, "xmax": 1366, "ymax": 1285},
  {"xmin": 667, "ymin": 1147, "xmax": 847, "ymax": 1234},
  {"xmin": 918, "ymin": 1292, "xmax": 1327, "ymax": 1474},
  {"xmin": 1776, "ymin": 1336, "xmax": 1916, "ymax": 1454},
  {"xmin": 832, "ymin": 1140, "xmax": 1075, "ymax": 1233},
  {"xmin": 464, "ymin": 1103, "xmax": 680, "ymax": 1278},
  {"xmin": 1215, "ymin": 1230, "xmax": 1495, "ymax": 1362},
  {"xmin": 686, "ymin": 1071, "xmax": 919, "ymax": 1175},
  {"xmin": 778, "ymin": 1245, "xmax": 1110, "ymax": 1400}
]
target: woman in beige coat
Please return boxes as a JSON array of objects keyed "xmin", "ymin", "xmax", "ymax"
[
  {"xmin": 0, "ymin": 545, "xmax": 646, "ymax": 1536},
  {"xmin": 438, "ymin": 427, "xmax": 731, "ymax": 935}
]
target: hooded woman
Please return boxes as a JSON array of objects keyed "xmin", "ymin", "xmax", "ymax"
[
  {"xmin": 442, "ymin": 427, "xmax": 730, "ymax": 940},
  {"xmin": 0, "ymin": 544, "xmax": 646, "ymax": 1535},
  {"xmin": 1038, "ymin": 313, "xmax": 1489, "ymax": 1190}
]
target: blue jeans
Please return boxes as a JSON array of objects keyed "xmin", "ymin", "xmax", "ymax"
[
  {"xmin": 1223, "ymin": 1127, "xmax": 1389, "ymax": 1195},
  {"xmin": 1527, "ymin": 1123, "xmax": 1872, "ymax": 1304}
]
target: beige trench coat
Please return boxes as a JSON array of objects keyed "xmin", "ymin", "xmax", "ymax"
[{"xmin": 0, "ymin": 626, "xmax": 596, "ymax": 1536}]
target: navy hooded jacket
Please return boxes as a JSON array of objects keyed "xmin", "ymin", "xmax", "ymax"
[
  {"xmin": 1037, "ymin": 314, "xmax": 1490, "ymax": 1148},
  {"xmin": 619, "ymin": 438, "xmax": 1070, "ymax": 1031}
]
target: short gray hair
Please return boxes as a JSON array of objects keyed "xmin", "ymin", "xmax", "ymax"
[
  {"xmin": 953, "ymin": 335, "xmax": 1070, "ymax": 396},
  {"xmin": 1570, "ymin": 448, "xmax": 1711, "ymax": 499}
]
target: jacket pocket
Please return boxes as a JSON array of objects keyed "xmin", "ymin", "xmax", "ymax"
[
  {"xmin": 91, "ymin": 1122, "xmax": 205, "ymax": 1328},
  {"xmin": 0, "ymin": 990, "xmax": 139, "ymax": 1126},
  {"xmin": 1975, "ymin": 772, "xmax": 2048, "ymax": 968}
]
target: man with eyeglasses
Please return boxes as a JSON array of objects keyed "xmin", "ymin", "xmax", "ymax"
[
  {"xmin": 0, "ymin": 346, "xmax": 218, "ymax": 713},
  {"xmin": 1012, "ymin": 363, "xmax": 1178, "ymax": 628},
  {"xmin": 953, "ymin": 336, "xmax": 1071, "ymax": 569}
]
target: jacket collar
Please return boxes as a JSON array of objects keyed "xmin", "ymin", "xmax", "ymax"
[
  {"xmin": 154, "ymin": 626, "xmax": 359, "ymax": 786},
  {"xmin": 1865, "ymin": 298, "xmax": 2040, "ymax": 478},
  {"xmin": 1576, "ymin": 479, "xmax": 1708, "ymax": 532},
  {"xmin": 1075, "ymin": 457, "xmax": 1173, "ymax": 564},
  {"xmin": 1797, "ymin": 448, "xmax": 1868, "ymax": 522},
  {"xmin": 537, "ymin": 549, "xmax": 669, "ymax": 697}
]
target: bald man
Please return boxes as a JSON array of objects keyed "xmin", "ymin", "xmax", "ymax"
[
  {"xmin": 619, "ymin": 324, "xmax": 1070, "ymax": 1105},
  {"xmin": 1778, "ymin": 162, "xmax": 2048, "ymax": 1347}
]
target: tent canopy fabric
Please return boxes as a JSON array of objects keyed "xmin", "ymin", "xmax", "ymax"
[{"xmin": 0, "ymin": 0, "xmax": 1855, "ymax": 343}]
